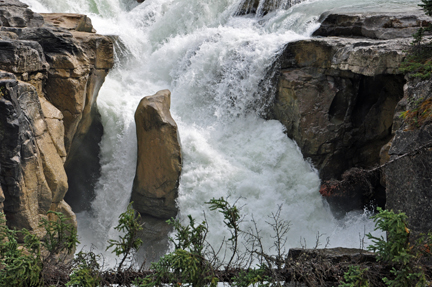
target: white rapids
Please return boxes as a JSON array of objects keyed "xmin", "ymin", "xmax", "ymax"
[{"xmin": 21, "ymin": 0, "xmax": 419, "ymax": 264}]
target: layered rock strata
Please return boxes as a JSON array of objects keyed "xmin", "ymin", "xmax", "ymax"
[
  {"xmin": 131, "ymin": 90, "xmax": 182, "ymax": 220},
  {"xmin": 0, "ymin": 0, "xmax": 113, "ymax": 233}
]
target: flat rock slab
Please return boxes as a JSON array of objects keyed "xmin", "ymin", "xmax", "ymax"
[{"xmin": 314, "ymin": 11, "xmax": 432, "ymax": 40}]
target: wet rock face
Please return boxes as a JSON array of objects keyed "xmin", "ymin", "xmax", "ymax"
[
  {"xmin": 271, "ymin": 37, "xmax": 407, "ymax": 182},
  {"xmin": 132, "ymin": 90, "xmax": 182, "ymax": 220},
  {"xmin": 268, "ymin": 12, "xmax": 427, "ymax": 213}
]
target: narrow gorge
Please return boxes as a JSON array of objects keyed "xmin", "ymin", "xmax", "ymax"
[{"xmin": 0, "ymin": 0, "xmax": 430, "ymax": 266}]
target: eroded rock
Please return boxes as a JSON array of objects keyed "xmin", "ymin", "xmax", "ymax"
[
  {"xmin": 0, "ymin": 70, "xmax": 68, "ymax": 235},
  {"xmin": 0, "ymin": 0, "xmax": 114, "ymax": 235},
  {"xmin": 131, "ymin": 90, "xmax": 182, "ymax": 219},
  {"xmin": 0, "ymin": 0, "xmax": 44, "ymax": 28},
  {"xmin": 271, "ymin": 37, "xmax": 407, "ymax": 182}
]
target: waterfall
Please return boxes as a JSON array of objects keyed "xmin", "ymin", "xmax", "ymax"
[{"xmin": 21, "ymin": 0, "xmax": 419, "ymax": 264}]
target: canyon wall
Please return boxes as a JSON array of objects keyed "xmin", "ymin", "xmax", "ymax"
[
  {"xmin": 0, "ymin": 0, "xmax": 113, "ymax": 233},
  {"xmin": 270, "ymin": 10, "xmax": 432, "ymax": 233}
]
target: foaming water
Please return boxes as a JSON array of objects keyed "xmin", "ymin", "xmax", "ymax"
[{"xmin": 22, "ymin": 0, "xmax": 419, "ymax": 263}]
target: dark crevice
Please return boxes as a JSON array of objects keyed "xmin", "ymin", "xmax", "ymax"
[{"xmin": 64, "ymin": 111, "xmax": 103, "ymax": 213}]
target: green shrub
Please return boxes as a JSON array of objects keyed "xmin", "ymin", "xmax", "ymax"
[
  {"xmin": 206, "ymin": 197, "xmax": 241, "ymax": 270},
  {"xmin": 232, "ymin": 266, "xmax": 270, "ymax": 287},
  {"xmin": 340, "ymin": 266, "xmax": 369, "ymax": 287},
  {"xmin": 367, "ymin": 208, "xmax": 431, "ymax": 286},
  {"xmin": 0, "ymin": 211, "xmax": 79, "ymax": 287},
  {"xmin": 106, "ymin": 202, "xmax": 143, "ymax": 272},
  {"xmin": 136, "ymin": 214, "xmax": 217, "ymax": 287},
  {"xmin": 67, "ymin": 251, "xmax": 101, "ymax": 287},
  {"xmin": 399, "ymin": 0, "xmax": 432, "ymax": 79},
  {"xmin": 41, "ymin": 211, "xmax": 79, "ymax": 258},
  {"xmin": 420, "ymin": 0, "xmax": 432, "ymax": 16}
]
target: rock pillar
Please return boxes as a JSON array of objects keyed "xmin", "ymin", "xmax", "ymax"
[{"xmin": 131, "ymin": 90, "xmax": 182, "ymax": 219}]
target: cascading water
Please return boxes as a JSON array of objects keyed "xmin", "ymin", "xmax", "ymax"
[{"xmin": 22, "ymin": 0, "xmax": 419, "ymax": 264}]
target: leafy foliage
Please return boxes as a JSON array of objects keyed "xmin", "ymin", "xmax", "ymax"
[
  {"xmin": 4, "ymin": 200, "xmax": 432, "ymax": 286},
  {"xmin": 399, "ymin": 0, "xmax": 432, "ymax": 79},
  {"xmin": 340, "ymin": 266, "xmax": 369, "ymax": 287},
  {"xmin": 420, "ymin": 0, "xmax": 432, "ymax": 16},
  {"xmin": 367, "ymin": 208, "xmax": 432, "ymax": 286},
  {"xmin": 206, "ymin": 197, "xmax": 242, "ymax": 269},
  {"xmin": 67, "ymin": 251, "xmax": 101, "ymax": 287},
  {"xmin": 232, "ymin": 267, "xmax": 270, "ymax": 287},
  {"xmin": 399, "ymin": 98, "xmax": 432, "ymax": 129},
  {"xmin": 367, "ymin": 208, "xmax": 410, "ymax": 263},
  {"xmin": 0, "ymin": 226, "xmax": 43, "ymax": 287},
  {"xmin": 0, "ymin": 211, "xmax": 79, "ymax": 287},
  {"xmin": 41, "ymin": 211, "xmax": 79, "ymax": 258},
  {"xmin": 136, "ymin": 215, "xmax": 217, "ymax": 287},
  {"xmin": 106, "ymin": 202, "xmax": 143, "ymax": 272}
]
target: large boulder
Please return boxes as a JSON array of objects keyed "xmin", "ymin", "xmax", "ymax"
[{"xmin": 131, "ymin": 90, "xmax": 182, "ymax": 219}]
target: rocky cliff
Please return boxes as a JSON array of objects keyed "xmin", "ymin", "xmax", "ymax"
[
  {"xmin": 0, "ymin": 0, "xmax": 113, "ymax": 234},
  {"xmin": 269, "ymin": 9, "xmax": 432, "ymax": 228}
]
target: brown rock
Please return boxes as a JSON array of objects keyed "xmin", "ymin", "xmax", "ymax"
[
  {"xmin": 17, "ymin": 17, "xmax": 114, "ymax": 153},
  {"xmin": 0, "ymin": 71, "xmax": 61, "ymax": 236},
  {"xmin": 40, "ymin": 97, "xmax": 67, "ymax": 161},
  {"xmin": 271, "ymin": 37, "xmax": 407, "ymax": 181},
  {"xmin": 41, "ymin": 13, "xmax": 96, "ymax": 33},
  {"xmin": 0, "ymin": 185, "xmax": 4, "ymax": 213},
  {"xmin": 131, "ymin": 90, "xmax": 182, "ymax": 219},
  {"xmin": 0, "ymin": 0, "xmax": 114, "ymax": 237}
]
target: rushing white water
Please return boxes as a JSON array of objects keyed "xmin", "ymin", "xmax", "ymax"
[{"xmin": 22, "ymin": 0, "xmax": 419, "ymax": 263}]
